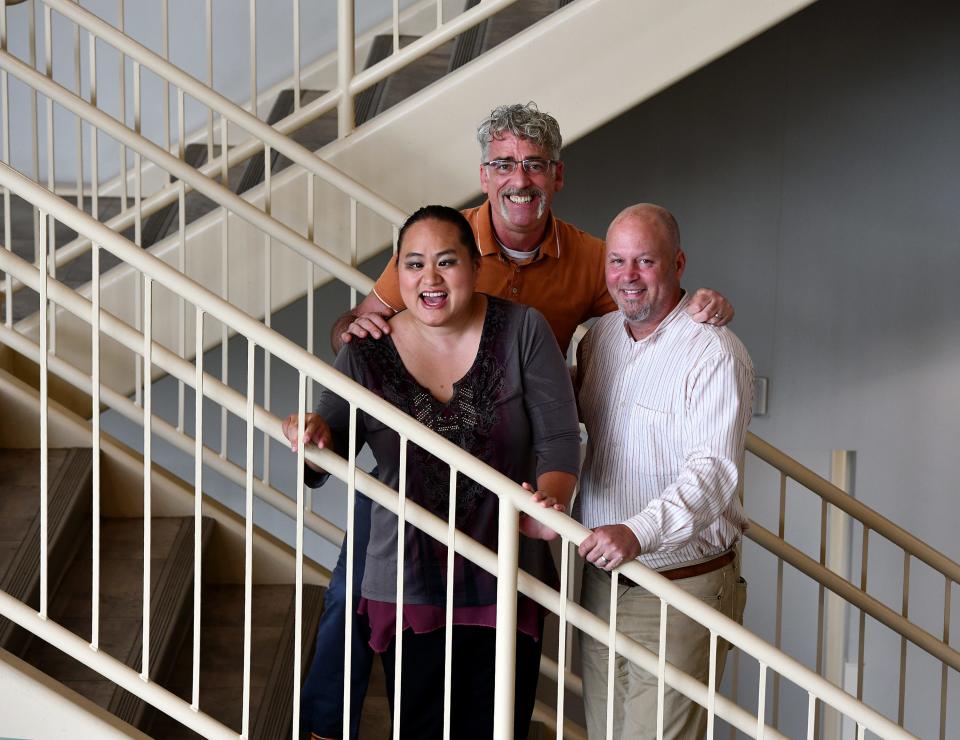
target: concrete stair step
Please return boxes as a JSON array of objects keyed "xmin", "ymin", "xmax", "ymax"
[{"xmin": 146, "ymin": 582, "xmax": 327, "ymax": 739}]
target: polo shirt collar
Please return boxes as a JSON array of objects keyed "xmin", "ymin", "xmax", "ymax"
[{"xmin": 474, "ymin": 200, "xmax": 561, "ymax": 260}]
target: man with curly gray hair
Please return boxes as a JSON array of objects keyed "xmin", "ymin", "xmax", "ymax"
[{"xmin": 307, "ymin": 102, "xmax": 735, "ymax": 740}]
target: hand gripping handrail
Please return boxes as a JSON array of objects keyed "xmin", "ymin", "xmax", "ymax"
[{"xmin": 0, "ymin": 162, "xmax": 912, "ymax": 739}]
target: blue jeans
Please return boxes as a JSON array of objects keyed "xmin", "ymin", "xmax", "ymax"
[{"xmin": 300, "ymin": 492, "xmax": 374, "ymax": 739}]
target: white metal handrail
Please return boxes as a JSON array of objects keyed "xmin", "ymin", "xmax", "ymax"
[
  {"xmin": 0, "ymin": 244, "xmax": 885, "ymax": 740},
  {"xmin": 43, "ymin": 0, "xmax": 406, "ymax": 227},
  {"xmin": 0, "ymin": 47, "xmax": 374, "ymax": 296},
  {"xmin": 0, "ymin": 161, "xmax": 911, "ymax": 739}
]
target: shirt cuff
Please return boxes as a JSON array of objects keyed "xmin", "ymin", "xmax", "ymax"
[{"xmin": 623, "ymin": 513, "xmax": 661, "ymax": 555}]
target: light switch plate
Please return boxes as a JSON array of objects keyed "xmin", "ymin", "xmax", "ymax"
[{"xmin": 753, "ymin": 376, "xmax": 768, "ymax": 416}]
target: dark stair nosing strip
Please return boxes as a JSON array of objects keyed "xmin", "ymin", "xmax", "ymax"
[
  {"xmin": 235, "ymin": 89, "xmax": 299, "ymax": 196},
  {"xmin": 448, "ymin": 0, "xmax": 486, "ymax": 72},
  {"xmin": 0, "ymin": 448, "xmax": 93, "ymax": 654},
  {"xmin": 251, "ymin": 584, "xmax": 324, "ymax": 740},
  {"xmin": 108, "ymin": 516, "xmax": 216, "ymax": 729},
  {"xmin": 140, "ymin": 143, "xmax": 209, "ymax": 248},
  {"xmin": 355, "ymin": 34, "xmax": 397, "ymax": 126}
]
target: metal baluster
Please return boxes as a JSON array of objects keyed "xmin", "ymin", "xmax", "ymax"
[
  {"xmin": 342, "ymin": 403, "xmax": 358, "ymax": 740},
  {"xmin": 806, "ymin": 693, "xmax": 816, "ymax": 740},
  {"xmin": 89, "ymin": 29, "xmax": 101, "ymax": 651},
  {"xmin": 72, "ymin": 4, "xmax": 82, "ymax": 213},
  {"xmin": 292, "ymin": 0, "xmax": 300, "ymax": 111},
  {"xmin": 117, "ymin": 0, "xmax": 127, "ymax": 211},
  {"xmin": 191, "ymin": 308, "xmax": 204, "ymax": 710},
  {"xmin": 556, "ymin": 539, "xmax": 569, "ymax": 740},
  {"xmin": 1, "ymin": 2, "xmax": 11, "ymax": 326},
  {"xmin": 392, "ymin": 0, "xmax": 400, "ymax": 53},
  {"xmin": 442, "ymin": 468, "xmax": 458, "ymax": 740},
  {"xmin": 657, "ymin": 599, "xmax": 667, "ymax": 740},
  {"xmin": 161, "ymin": 0, "xmax": 169, "ymax": 179},
  {"xmin": 133, "ymin": 60, "xmax": 142, "ymax": 405},
  {"xmin": 177, "ymin": 87, "xmax": 186, "ymax": 433},
  {"xmin": 337, "ymin": 0, "xmax": 354, "ymax": 136},
  {"xmin": 772, "ymin": 472, "xmax": 786, "ymax": 727},
  {"xmin": 305, "ymin": 174, "xmax": 316, "ymax": 512},
  {"xmin": 706, "ymin": 630, "xmax": 718, "ymax": 739},
  {"xmin": 142, "ymin": 274, "xmax": 153, "ymax": 680},
  {"xmin": 249, "ymin": 0, "xmax": 256, "ymax": 116},
  {"xmin": 349, "ymin": 197, "xmax": 357, "ymax": 308},
  {"xmin": 605, "ymin": 570, "xmax": 619, "ymax": 740},
  {"xmin": 856, "ymin": 527, "xmax": 869, "ymax": 701},
  {"xmin": 262, "ymin": 145, "xmax": 272, "ymax": 485},
  {"xmin": 436, "ymin": 0, "xmax": 443, "ymax": 28},
  {"xmin": 292, "ymin": 371, "xmax": 306, "ymax": 737},
  {"xmin": 897, "ymin": 552, "xmax": 910, "ymax": 725},
  {"xmin": 813, "ymin": 498, "xmax": 828, "ymax": 738},
  {"xmin": 940, "ymin": 577, "xmax": 951, "ymax": 740},
  {"xmin": 219, "ymin": 116, "xmax": 228, "ymax": 457},
  {"xmin": 756, "ymin": 662, "xmax": 767, "ymax": 740},
  {"xmin": 241, "ymin": 339, "xmax": 255, "ymax": 737},
  {"xmin": 28, "ymin": 0, "xmax": 39, "ymax": 254},
  {"xmin": 43, "ymin": 2, "xmax": 55, "ymax": 353},
  {"xmin": 392, "ymin": 224, "xmax": 398, "ymax": 256},
  {"xmin": 205, "ymin": 0, "xmax": 213, "ymax": 162},
  {"xmin": 392, "ymin": 436, "xmax": 408, "ymax": 740},
  {"xmin": 492, "ymin": 488, "xmax": 519, "ymax": 740},
  {"xmin": 305, "ymin": 172, "xmax": 315, "ymax": 410},
  {"xmin": 856, "ymin": 724, "xmax": 865, "ymax": 740},
  {"xmin": 38, "ymin": 208, "xmax": 49, "ymax": 619}
]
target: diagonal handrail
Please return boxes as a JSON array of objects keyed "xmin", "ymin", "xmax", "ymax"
[
  {"xmin": 747, "ymin": 432, "xmax": 960, "ymax": 583},
  {"xmin": 0, "ymin": 47, "xmax": 374, "ymax": 295},
  {"xmin": 0, "ymin": 160, "xmax": 912, "ymax": 740}
]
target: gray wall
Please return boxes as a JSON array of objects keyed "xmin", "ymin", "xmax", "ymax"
[{"xmin": 555, "ymin": 1, "xmax": 960, "ymax": 736}]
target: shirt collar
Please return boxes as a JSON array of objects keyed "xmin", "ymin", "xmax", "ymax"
[{"xmin": 475, "ymin": 199, "xmax": 560, "ymax": 260}]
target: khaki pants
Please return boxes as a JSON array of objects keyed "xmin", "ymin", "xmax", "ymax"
[{"xmin": 579, "ymin": 558, "xmax": 744, "ymax": 740}]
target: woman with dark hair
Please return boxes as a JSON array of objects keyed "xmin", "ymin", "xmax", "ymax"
[{"xmin": 284, "ymin": 205, "xmax": 580, "ymax": 739}]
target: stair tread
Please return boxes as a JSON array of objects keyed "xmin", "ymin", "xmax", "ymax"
[
  {"xmin": 18, "ymin": 516, "xmax": 203, "ymax": 717},
  {"xmin": 147, "ymin": 582, "xmax": 325, "ymax": 738}
]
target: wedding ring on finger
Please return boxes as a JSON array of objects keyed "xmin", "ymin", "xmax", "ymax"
[{"xmin": 598, "ymin": 555, "xmax": 609, "ymax": 565}]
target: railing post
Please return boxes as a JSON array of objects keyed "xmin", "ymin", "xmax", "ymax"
[
  {"xmin": 337, "ymin": 0, "xmax": 354, "ymax": 136},
  {"xmin": 824, "ymin": 450, "xmax": 855, "ymax": 740},
  {"xmin": 493, "ymin": 495, "xmax": 519, "ymax": 739}
]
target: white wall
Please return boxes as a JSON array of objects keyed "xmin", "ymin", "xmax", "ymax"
[{"xmin": 555, "ymin": 1, "xmax": 960, "ymax": 736}]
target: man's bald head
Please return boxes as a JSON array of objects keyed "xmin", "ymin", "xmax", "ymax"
[{"xmin": 607, "ymin": 203, "xmax": 681, "ymax": 257}]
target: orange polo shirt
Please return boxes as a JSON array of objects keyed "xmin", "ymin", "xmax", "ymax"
[{"xmin": 371, "ymin": 201, "xmax": 616, "ymax": 354}]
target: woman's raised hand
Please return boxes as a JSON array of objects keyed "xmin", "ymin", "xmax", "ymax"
[{"xmin": 281, "ymin": 412, "xmax": 332, "ymax": 453}]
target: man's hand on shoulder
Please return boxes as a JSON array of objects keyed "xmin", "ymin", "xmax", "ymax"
[
  {"xmin": 687, "ymin": 288, "xmax": 734, "ymax": 327},
  {"xmin": 330, "ymin": 292, "xmax": 396, "ymax": 353},
  {"xmin": 578, "ymin": 524, "xmax": 641, "ymax": 570}
]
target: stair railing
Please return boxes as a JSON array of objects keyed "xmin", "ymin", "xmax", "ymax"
[
  {"xmin": 743, "ymin": 434, "xmax": 960, "ymax": 739},
  {"xmin": 0, "ymin": 161, "xmax": 911, "ymax": 740}
]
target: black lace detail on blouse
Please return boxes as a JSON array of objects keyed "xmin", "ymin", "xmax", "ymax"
[{"xmin": 356, "ymin": 297, "xmax": 507, "ymax": 524}]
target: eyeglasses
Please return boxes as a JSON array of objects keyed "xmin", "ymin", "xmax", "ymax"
[{"xmin": 481, "ymin": 158, "xmax": 558, "ymax": 176}]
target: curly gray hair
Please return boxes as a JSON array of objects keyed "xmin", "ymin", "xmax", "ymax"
[{"xmin": 476, "ymin": 102, "xmax": 562, "ymax": 161}]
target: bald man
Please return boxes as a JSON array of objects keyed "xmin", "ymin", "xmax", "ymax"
[{"xmin": 574, "ymin": 204, "xmax": 754, "ymax": 739}]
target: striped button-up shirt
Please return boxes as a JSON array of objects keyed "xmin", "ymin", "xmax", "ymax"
[{"xmin": 574, "ymin": 294, "xmax": 754, "ymax": 570}]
